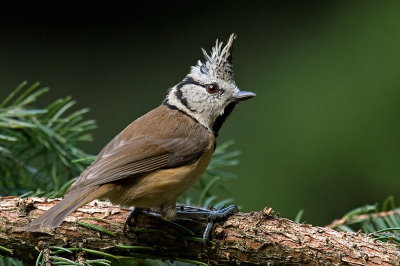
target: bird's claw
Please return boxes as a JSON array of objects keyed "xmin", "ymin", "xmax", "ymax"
[
  {"xmin": 123, "ymin": 207, "xmax": 141, "ymax": 238},
  {"xmin": 202, "ymin": 205, "xmax": 239, "ymax": 247}
]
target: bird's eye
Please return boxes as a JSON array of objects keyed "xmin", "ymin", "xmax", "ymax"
[{"xmin": 206, "ymin": 84, "xmax": 219, "ymax": 94}]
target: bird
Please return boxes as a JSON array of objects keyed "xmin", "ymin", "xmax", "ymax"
[{"xmin": 24, "ymin": 33, "xmax": 255, "ymax": 232}]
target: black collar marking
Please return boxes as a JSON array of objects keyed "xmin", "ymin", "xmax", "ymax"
[
  {"xmin": 175, "ymin": 77, "xmax": 202, "ymax": 112},
  {"xmin": 162, "ymin": 101, "xmax": 200, "ymax": 125},
  {"xmin": 212, "ymin": 101, "xmax": 237, "ymax": 138}
]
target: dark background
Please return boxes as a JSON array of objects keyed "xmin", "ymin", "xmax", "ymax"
[{"xmin": 1, "ymin": 1, "xmax": 400, "ymax": 225}]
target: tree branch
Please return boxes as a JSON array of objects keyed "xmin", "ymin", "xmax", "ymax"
[{"xmin": 1, "ymin": 196, "xmax": 399, "ymax": 265}]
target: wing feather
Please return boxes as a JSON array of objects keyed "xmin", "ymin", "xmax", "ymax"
[
  {"xmin": 66, "ymin": 105, "xmax": 213, "ymax": 196},
  {"xmin": 67, "ymin": 136, "xmax": 208, "ymax": 195}
]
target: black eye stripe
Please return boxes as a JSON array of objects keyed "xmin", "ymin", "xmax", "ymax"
[
  {"xmin": 176, "ymin": 77, "xmax": 223, "ymax": 97},
  {"xmin": 175, "ymin": 77, "xmax": 201, "ymax": 112},
  {"xmin": 176, "ymin": 77, "xmax": 203, "ymax": 90}
]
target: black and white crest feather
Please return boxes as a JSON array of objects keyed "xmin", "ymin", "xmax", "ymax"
[{"xmin": 191, "ymin": 34, "xmax": 236, "ymax": 82}]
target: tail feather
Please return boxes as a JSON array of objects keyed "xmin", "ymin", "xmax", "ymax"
[{"xmin": 24, "ymin": 185, "xmax": 110, "ymax": 231}]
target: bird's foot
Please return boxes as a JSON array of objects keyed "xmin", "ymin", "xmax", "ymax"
[
  {"xmin": 123, "ymin": 207, "xmax": 143, "ymax": 238},
  {"xmin": 177, "ymin": 205, "xmax": 239, "ymax": 247},
  {"xmin": 124, "ymin": 205, "xmax": 239, "ymax": 248}
]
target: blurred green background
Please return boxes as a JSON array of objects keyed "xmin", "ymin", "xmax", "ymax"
[{"xmin": 1, "ymin": 1, "xmax": 400, "ymax": 226}]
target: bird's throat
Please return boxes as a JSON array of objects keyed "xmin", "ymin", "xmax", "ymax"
[{"xmin": 212, "ymin": 101, "xmax": 237, "ymax": 138}]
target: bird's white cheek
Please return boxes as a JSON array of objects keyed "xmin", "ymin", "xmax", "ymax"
[
  {"xmin": 191, "ymin": 93, "xmax": 209, "ymax": 103},
  {"xmin": 201, "ymin": 95, "xmax": 210, "ymax": 103}
]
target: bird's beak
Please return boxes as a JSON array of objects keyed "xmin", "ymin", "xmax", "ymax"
[{"xmin": 232, "ymin": 91, "xmax": 256, "ymax": 102}]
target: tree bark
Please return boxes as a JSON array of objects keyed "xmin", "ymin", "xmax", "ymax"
[{"xmin": 0, "ymin": 196, "xmax": 399, "ymax": 265}]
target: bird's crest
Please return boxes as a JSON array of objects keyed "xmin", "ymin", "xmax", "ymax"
[{"xmin": 190, "ymin": 33, "xmax": 236, "ymax": 82}]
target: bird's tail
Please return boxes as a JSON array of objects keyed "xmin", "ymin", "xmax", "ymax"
[{"xmin": 24, "ymin": 185, "xmax": 110, "ymax": 231}]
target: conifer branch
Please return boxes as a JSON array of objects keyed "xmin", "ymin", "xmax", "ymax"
[{"xmin": 1, "ymin": 197, "xmax": 399, "ymax": 265}]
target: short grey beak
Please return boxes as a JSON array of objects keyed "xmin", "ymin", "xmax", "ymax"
[{"xmin": 232, "ymin": 91, "xmax": 256, "ymax": 102}]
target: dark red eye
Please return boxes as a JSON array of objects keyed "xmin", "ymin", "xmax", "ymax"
[{"xmin": 206, "ymin": 84, "xmax": 219, "ymax": 94}]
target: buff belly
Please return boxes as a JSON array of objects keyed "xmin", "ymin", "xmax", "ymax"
[{"xmin": 105, "ymin": 147, "xmax": 214, "ymax": 209}]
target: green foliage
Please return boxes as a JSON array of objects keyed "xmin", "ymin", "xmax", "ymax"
[
  {"xmin": 0, "ymin": 257, "xmax": 24, "ymax": 266},
  {"xmin": 30, "ymin": 245, "xmax": 203, "ymax": 266},
  {"xmin": 331, "ymin": 196, "xmax": 400, "ymax": 245},
  {"xmin": 0, "ymin": 81, "xmax": 96, "ymax": 198},
  {"xmin": 294, "ymin": 209, "xmax": 304, "ymax": 223}
]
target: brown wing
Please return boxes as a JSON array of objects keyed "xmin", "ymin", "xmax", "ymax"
[{"xmin": 66, "ymin": 105, "xmax": 213, "ymax": 195}]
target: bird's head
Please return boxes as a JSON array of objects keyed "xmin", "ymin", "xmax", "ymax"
[{"xmin": 164, "ymin": 34, "xmax": 255, "ymax": 137}]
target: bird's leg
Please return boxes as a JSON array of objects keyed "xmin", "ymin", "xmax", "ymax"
[
  {"xmin": 124, "ymin": 207, "xmax": 189, "ymax": 238},
  {"xmin": 123, "ymin": 207, "xmax": 142, "ymax": 238},
  {"xmin": 176, "ymin": 205, "xmax": 239, "ymax": 247}
]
